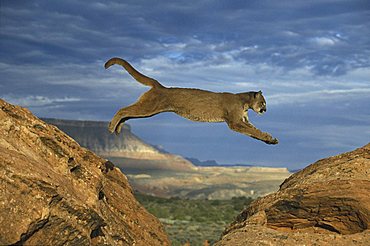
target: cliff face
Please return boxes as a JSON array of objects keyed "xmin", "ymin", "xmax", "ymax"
[
  {"xmin": 217, "ymin": 144, "xmax": 370, "ymax": 246},
  {"xmin": 44, "ymin": 118, "xmax": 195, "ymax": 171},
  {"xmin": 0, "ymin": 99, "xmax": 169, "ymax": 245},
  {"xmin": 43, "ymin": 118, "xmax": 161, "ymax": 156}
]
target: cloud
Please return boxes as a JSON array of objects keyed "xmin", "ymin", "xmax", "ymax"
[
  {"xmin": 1, "ymin": 0, "xmax": 369, "ymax": 88},
  {"xmin": 269, "ymin": 88, "xmax": 370, "ymax": 105},
  {"xmin": 2, "ymin": 95, "xmax": 81, "ymax": 107},
  {"xmin": 309, "ymin": 36, "xmax": 340, "ymax": 46}
]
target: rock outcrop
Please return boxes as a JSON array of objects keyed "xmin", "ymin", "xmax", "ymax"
[
  {"xmin": 217, "ymin": 144, "xmax": 370, "ymax": 245},
  {"xmin": 0, "ymin": 99, "xmax": 169, "ymax": 245}
]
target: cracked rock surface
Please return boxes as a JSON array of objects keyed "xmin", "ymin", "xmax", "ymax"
[
  {"xmin": 0, "ymin": 99, "xmax": 169, "ymax": 245},
  {"xmin": 216, "ymin": 143, "xmax": 370, "ymax": 245}
]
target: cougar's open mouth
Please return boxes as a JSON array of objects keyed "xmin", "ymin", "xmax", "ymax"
[{"xmin": 259, "ymin": 108, "xmax": 266, "ymax": 114}]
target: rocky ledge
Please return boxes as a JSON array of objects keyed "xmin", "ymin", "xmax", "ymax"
[
  {"xmin": 0, "ymin": 99, "xmax": 169, "ymax": 245},
  {"xmin": 217, "ymin": 143, "xmax": 370, "ymax": 245}
]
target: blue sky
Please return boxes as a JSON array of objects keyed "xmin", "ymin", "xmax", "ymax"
[{"xmin": 1, "ymin": 0, "xmax": 369, "ymax": 169}]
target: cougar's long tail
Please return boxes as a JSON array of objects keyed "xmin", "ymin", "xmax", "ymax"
[{"xmin": 105, "ymin": 57, "xmax": 164, "ymax": 88}]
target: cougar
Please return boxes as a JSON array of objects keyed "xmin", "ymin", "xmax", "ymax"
[{"xmin": 105, "ymin": 57, "xmax": 278, "ymax": 145}]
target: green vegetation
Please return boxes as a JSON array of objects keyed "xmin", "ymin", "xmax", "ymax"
[{"xmin": 135, "ymin": 193, "xmax": 253, "ymax": 246}]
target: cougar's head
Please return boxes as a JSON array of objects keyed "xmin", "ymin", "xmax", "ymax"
[{"xmin": 251, "ymin": 91, "xmax": 267, "ymax": 115}]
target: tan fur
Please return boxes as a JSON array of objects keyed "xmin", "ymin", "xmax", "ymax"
[{"xmin": 105, "ymin": 57, "xmax": 278, "ymax": 144}]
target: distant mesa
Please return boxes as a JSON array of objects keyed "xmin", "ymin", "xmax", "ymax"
[
  {"xmin": 185, "ymin": 157, "xmax": 219, "ymax": 166},
  {"xmin": 0, "ymin": 99, "xmax": 169, "ymax": 245},
  {"xmin": 42, "ymin": 118, "xmax": 164, "ymax": 157},
  {"xmin": 216, "ymin": 143, "xmax": 370, "ymax": 245},
  {"xmin": 43, "ymin": 118, "xmax": 196, "ymax": 172}
]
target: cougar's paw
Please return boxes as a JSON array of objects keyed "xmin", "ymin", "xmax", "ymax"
[
  {"xmin": 115, "ymin": 122, "xmax": 124, "ymax": 135},
  {"xmin": 108, "ymin": 121, "xmax": 116, "ymax": 134},
  {"xmin": 266, "ymin": 137, "xmax": 279, "ymax": 145}
]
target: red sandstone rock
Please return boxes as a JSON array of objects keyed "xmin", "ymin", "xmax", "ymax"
[
  {"xmin": 217, "ymin": 143, "xmax": 370, "ymax": 245},
  {"xmin": 0, "ymin": 99, "xmax": 169, "ymax": 245}
]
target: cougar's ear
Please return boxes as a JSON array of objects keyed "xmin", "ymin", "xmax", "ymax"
[{"xmin": 254, "ymin": 91, "xmax": 262, "ymax": 98}]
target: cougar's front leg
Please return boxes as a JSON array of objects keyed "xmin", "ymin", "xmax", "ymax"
[{"xmin": 226, "ymin": 120, "xmax": 278, "ymax": 144}]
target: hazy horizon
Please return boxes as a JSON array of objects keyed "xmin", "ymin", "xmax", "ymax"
[{"xmin": 1, "ymin": 0, "xmax": 369, "ymax": 169}]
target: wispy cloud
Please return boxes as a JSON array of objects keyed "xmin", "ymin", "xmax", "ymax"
[
  {"xmin": 269, "ymin": 88, "xmax": 370, "ymax": 105},
  {"xmin": 2, "ymin": 95, "xmax": 81, "ymax": 107},
  {"xmin": 309, "ymin": 36, "xmax": 340, "ymax": 46}
]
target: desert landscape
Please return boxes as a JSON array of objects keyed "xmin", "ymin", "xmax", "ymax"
[
  {"xmin": 44, "ymin": 118, "xmax": 291, "ymax": 200},
  {"xmin": 124, "ymin": 165, "xmax": 290, "ymax": 200}
]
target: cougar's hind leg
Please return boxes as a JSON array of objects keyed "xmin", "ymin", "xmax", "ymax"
[
  {"xmin": 109, "ymin": 89, "xmax": 169, "ymax": 134},
  {"xmin": 108, "ymin": 104, "xmax": 145, "ymax": 134},
  {"xmin": 108, "ymin": 101, "xmax": 165, "ymax": 134},
  {"xmin": 108, "ymin": 106, "xmax": 132, "ymax": 134},
  {"xmin": 113, "ymin": 118, "xmax": 125, "ymax": 135}
]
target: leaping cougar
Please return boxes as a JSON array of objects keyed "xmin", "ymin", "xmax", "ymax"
[{"xmin": 105, "ymin": 57, "xmax": 278, "ymax": 145}]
